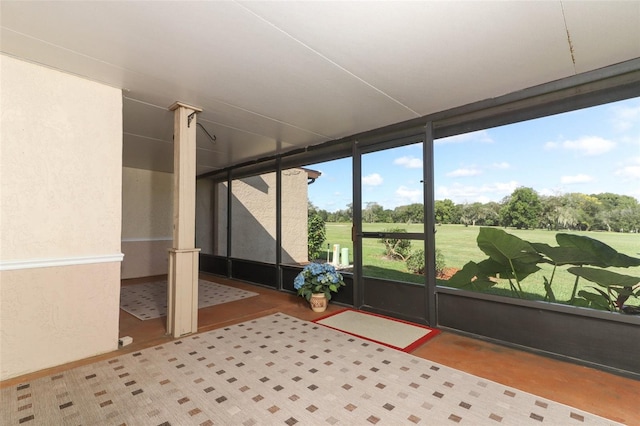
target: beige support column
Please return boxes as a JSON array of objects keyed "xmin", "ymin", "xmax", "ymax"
[{"xmin": 167, "ymin": 101, "xmax": 202, "ymax": 338}]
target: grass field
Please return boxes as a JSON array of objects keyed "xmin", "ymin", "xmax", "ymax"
[{"xmin": 324, "ymin": 222, "xmax": 640, "ymax": 308}]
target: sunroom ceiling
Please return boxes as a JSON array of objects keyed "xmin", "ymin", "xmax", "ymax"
[{"xmin": 1, "ymin": 1, "xmax": 639, "ymax": 174}]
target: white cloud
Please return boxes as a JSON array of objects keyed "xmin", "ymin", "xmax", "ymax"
[
  {"xmin": 362, "ymin": 173, "xmax": 383, "ymax": 186},
  {"xmin": 614, "ymin": 157, "xmax": 640, "ymax": 180},
  {"xmin": 613, "ymin": 156, "xmax": 640, "ymax": 182},
  {"xmin": 436, "ymin": 180, "xmax": 519, "ymax": 203},
  {"xmin": 436, "ymin": 130, "xmax": 494, "ymax": 145},
  {"xmin": 446, "ymin": 167, "xmax": 482, "ymax": 177},
  {"xmin": 611, "ymin": 104, "xmax": 640, "ymax": 132},
  {"xmin": 615, "ymin": 166, "xmax": 640, "ymax": 180},
  {"xmin": 544, "ymin": 141, "xmax": 559, "ymax": 150},
  {"xmin": 395, "ymin": 186, "xmax": 422, "ymax": 203},
  {"xmin": 560, "ymin": 136, "xmax": 615, "ymax": 156},
  {"xmin": 490, "ymin": 162, "xmax": 511, "ymax": 169},
  {"xmin": 394, "ymin": 156, "xmax": 422, "ymax": 169},
  {"xmin": 560, "ymin": 174, "xmax": 593, "ymax": 184},
  {"xmin": 537, "ymin": 187, "xmax": 557, "ymax": 197}
]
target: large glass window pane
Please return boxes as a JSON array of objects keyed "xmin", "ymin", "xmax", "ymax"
[
  {"xmin": 304, "ymin": 158, "xmax": 353, "ymax": 267},
  {"xmin": 434, "ymin": 97, "xmax": 640, "ymax": 313},
  {"xmin": 361, "ymin": 143, "xmax": 425, "ymax": 283},
  {"xmin": 362, "ymin": 143, "xmax": 424, "ymax": 232}
]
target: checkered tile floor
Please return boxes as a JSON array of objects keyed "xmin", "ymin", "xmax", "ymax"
[
  {"xmin": 1, "ymin": 313, "xmax": 621, "ymax": 425},
  {"xmin": 120, "ymin": 280, "xmax": 259, "ymax": 320}
]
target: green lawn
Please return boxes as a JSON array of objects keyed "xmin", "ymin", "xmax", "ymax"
[{"xmin": 323, "ymin": 222, "xmax": 640, "ymax": 308}]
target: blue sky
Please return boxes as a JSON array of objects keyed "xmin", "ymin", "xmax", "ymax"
[{"xmin": 307, "ymin": 97, "xmax": 640, "ymax": 212}]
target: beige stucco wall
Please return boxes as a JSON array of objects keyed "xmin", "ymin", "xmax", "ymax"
[
  {"xmin": 0, "ymin": 55, "xmax": 123, "ymax": 380},
  {"xmin": 121, "ymin": 167, "xmax": 173, "ymax": 278},
  {"xmin": 216, "ymin": 170, "xmax": 308, "ymax": 264},
  {"xmin": 281, "ymin": 168, "xmax": 310, "ymax": 264},
  {"xmin": 0, "ymin": 263, "xmax": 121, "ymax": 379},
  {"xmin": 214, "ymin": 182, "xmax": 228, "ymax": 256},
  {"xmin": 196, "ymin": 179, "xmax": 215, "ymax": 254}
]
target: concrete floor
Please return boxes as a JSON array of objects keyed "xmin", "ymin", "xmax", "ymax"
[{"xmin": 3, "ymin": 274, "xmax": 638, "ymax": 424}]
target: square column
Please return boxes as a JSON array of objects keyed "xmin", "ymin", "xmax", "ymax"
[{"xmin": 167, "ymin": 101, "xmax": 202, "ymax": 338}]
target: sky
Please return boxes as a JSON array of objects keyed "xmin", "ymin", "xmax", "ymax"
[{"xmin": 306, "ymin": 96, "xmax": 640, "ymax": 213}]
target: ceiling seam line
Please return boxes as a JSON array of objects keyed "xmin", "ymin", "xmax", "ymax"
[
  {"xmin": 123, "ymin": 132, "xmax": 172, "ymax": 144},
  {"xmin": 124, "ymin": 97, "xmax": 333, "ymax": 141},
  {"xmin": 559, "ymin": 1, "xmax": 577, "ymax": 75},
  {"xmin": 122, "ymin": 96, "xmax": 331, "ymax": 140},
  {"xmin": 234, "ymin": 1, "xmax": 422, "ymax": 118},
  {"xmin": 198, "ymin": 117, "xmax": 332, "ymax": 141}
]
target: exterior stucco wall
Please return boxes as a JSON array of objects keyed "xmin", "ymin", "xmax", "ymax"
[
  {"xmin": 196, "ymin": 179, "xmax": 215, "ymax": 254},
  {"xmin": 214, "ymin": 170, "xmax": 308, "ymax": 264},
  {"xmin": 0, "ymin": 55, "xmax": 123, "ymax": 380},
  {"xmin": 121, "ymin": 167, "xmax": 173, "ymax": 279},
  {"xmin": 280, "ymin": 168, "xmax": 310, "ymax": 264}
]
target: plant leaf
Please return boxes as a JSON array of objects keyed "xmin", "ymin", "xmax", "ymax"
[
  {"xmin": 447, "ymin": 262, "xmax": 480, "ymax": 289},
  {"xmin": 577, "ymin": 289, "xmax": 611, "ymax": 310},
  {"xmin": 556, "ymin": 233, "xmax": 640, "ymax": 268},
  {"xmin": 477, "ymin": 227, "xmax": 542, "ymax": 266},
  {"xmin": 531, "ymin": 242, "xmax": 600, "ymax": 266},
  {"xmin": 567, "ymin": 267, "xmax": 640, "ymax": 288},
  {"xmin": 469, "ymin": 257, "xmax": 540, "ymax": 283}
]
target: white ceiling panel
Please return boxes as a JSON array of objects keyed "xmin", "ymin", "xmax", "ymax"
[
  {"xmin": 2, "ymin": 1, "xmax": 639, "ymax": 173},
  {"xmin": 241, "ymin": 1, "xmax": 574, "ymax": 115},
  {"xmin": 562, "ymin": 1, "xmax": 640, "ymax": 74}
]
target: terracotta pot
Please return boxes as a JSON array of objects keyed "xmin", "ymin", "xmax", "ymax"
[{"xmin": 309, "ymin": 293, "xmax": 328, "ymax": 312}]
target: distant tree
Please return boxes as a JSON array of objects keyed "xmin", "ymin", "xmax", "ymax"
[
  {"xmin": 405, "ymin": 203, "xmax": 424, "ymax": 223},
  {"xmin": 330, "ymin": 203, "xmax": 353, "ymax": 222},
  {"xmin": 392, "ymin": 205, "xmax": 409, "ymax": 223},
  {"xmin": 576, "ymin": 194, "xmax": 602, "ymax": 231},
  {"xmin": 435, "ymin": 199, "xmax": 456, "ymax": 224},
  {"xmin": 479, "ymin": 202, "xmax": 501, "ymax": 226},
  {"xmin": 380, "ymin": 208, "xmax": 394, "ymax": 223},
  {"xmin": 500, "ymin": 187, "xmax": 542, "ymax": 229},
  {"xmin": 540, "ymin": 195, "xmax": 563, "ymax": 230},
  {"xmin": 593, "ymin": 193, "xmax": 638, "ymax": 210},
  {"xmin": 592, "ymin": 193, "xmax": 639, "ymax": 232},
  {"xmin": 363, "ymin": 202, "xmax": 384, "ymax": 223},
  {"xmin": 308, "ymin": 201, "xmax": 318, "ymax": 216},
  {"xmin": 459, "ymin": 202, "xmax": 486, "ymax": 226},
  {"xmin": 391, "ymin": 203, "xmax": 424, "ymax": 223}
]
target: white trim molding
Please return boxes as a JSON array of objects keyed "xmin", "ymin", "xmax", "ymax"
[
  {"xmin": 121, "ymin": 237, "xmax": 173, "ymax": 243},
  {"xmin": 0, "ymin": 254, "xmax": 125, "ymax": 271}
]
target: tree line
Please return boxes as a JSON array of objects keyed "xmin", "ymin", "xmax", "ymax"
[{"xmin": 310, "ymin": 187, "xmax": 640, "ymax": 233}]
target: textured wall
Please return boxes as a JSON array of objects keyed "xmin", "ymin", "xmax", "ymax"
[
  {"xmin": 0, "ymin": 264, "xmax": 121, "ymax": 379},
  {"xmin": 280, "ymin": 168, "xmax": 310, "ymax": 264},
  {"xmin": 121, "ymin": 167, "xmax": 173, "ymax": 278},
  {"xmin": 0, "ymin": 55, "xmax": 122, "ymax": 380},
  {"xmin": 214, "ymin": 170, "xmax": 308, "ymax": 264},
  {"xmin": 196, "ymin": 179, "xmax": 214, "ymax": 254},
  {"xmin": 121, "ymin": 239, "xmax": 172, "ymax": 279}
]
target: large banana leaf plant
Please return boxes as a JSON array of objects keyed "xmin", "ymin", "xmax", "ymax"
[{"xmin": 447, "ymin": 227, "xmax": 640, "ymax": 314}]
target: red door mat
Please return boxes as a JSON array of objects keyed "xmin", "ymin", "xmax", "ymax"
[{"xmin": 313, "ymin": 309, "xmax": 440, "ymax": 352}]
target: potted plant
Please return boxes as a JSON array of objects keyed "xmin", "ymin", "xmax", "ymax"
[{"xmin": 294, "ymin": 262, "xmax": 346, "ymax": 312}]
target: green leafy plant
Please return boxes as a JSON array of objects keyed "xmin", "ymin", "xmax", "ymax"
[
  {"xmin": 379, "ymin": 228, "xmax": 411, "ymax": 261},
  {"xmin": 294, "ymin": 262, "xmax": 346, "ymax": 301},
  {"xmin": 307, "ymin": 213, "xmax": 326, "ymax": 260},
  {"xmin": 406, "ymin": 248, "xmax": 445, "ymax": 276},
  {"xmin": 447, "ymin": 227, "xmax": 640, "ymax": 313}
]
